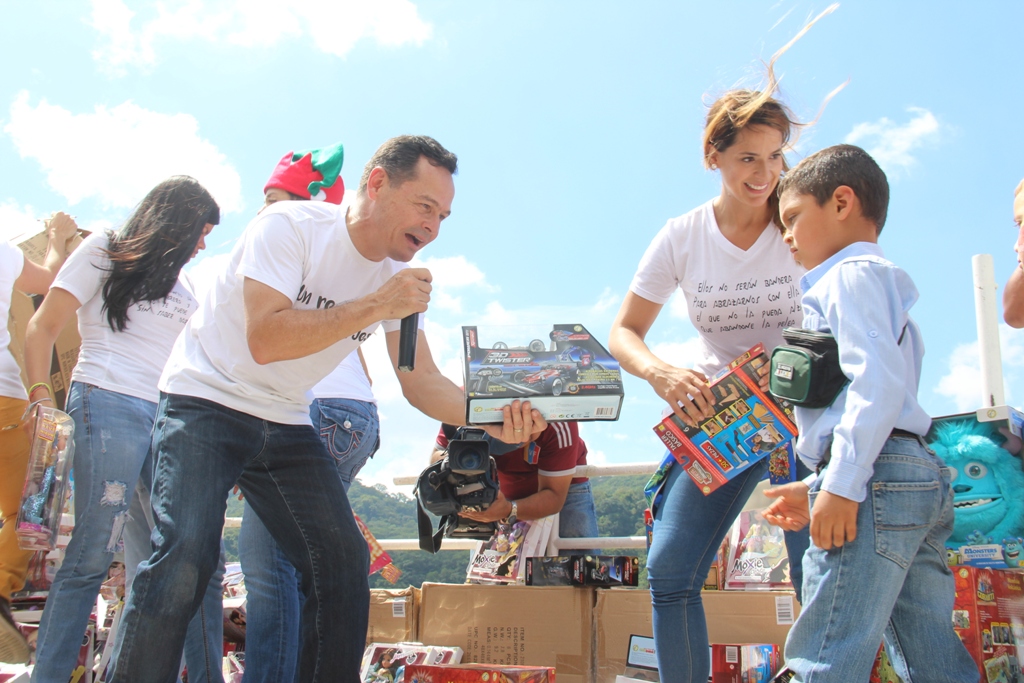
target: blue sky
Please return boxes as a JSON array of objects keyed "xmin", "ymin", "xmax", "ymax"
[{"xmin": 2, "ymin": 1, "xmax": 1023, "ymax": 492}]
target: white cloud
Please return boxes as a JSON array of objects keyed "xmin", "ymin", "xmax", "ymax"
[
  {"xmin": 649, "ymin": 336, "xmax": 705, "ymax": 371},
  {"xmin": 844, "ymin": 107, "xmax": 942, "ymax": 174},
  {"xmin": 4, "ymin": 92, "xmax": 243, "ymax": 214},
  {"xmin": 0, "ymin": 202, "xmax": 41, "ymax": 243},
  {"xmin": 933, "ymin": 325, "xmax": 1024, "ymax": 412},
  {"xmin": 89, "ymin": 0, "xmax": 433, "ymax": 74}
]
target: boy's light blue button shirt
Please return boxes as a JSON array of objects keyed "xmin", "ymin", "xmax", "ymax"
[{"xmin": 795, "ymin": 241, "xmax": 932, "ymax": 502}]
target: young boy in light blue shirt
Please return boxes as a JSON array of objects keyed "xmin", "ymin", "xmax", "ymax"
[{"xmin": 762, "ymin": 144, "xmax": 977, "ymax": 682}]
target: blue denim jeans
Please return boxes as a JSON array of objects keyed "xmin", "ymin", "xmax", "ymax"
[
  {"xmin": 108, "ymin": 393, "xmax": 370, "ymax": 683},
  {"xmin": 557, "ymin": 480, "xmax": 600, "ymax": 554},
  {"xmin": 125, "ymin": 454, "xmax": 225, "ymax": 683},
  {"xmin": 785, "ymin": 436, "xmax": 977, "ymax": 683},
  {"xmin": 239, "ymin": 398, "xmax": 379, "ymax": 683},
  {"xmin": 31, "ymin": 383, "xmax": 221, "ymax": 683},
  {"xmin": 647, "ymin": 456, "xmax": 768, "ymax": 683}
]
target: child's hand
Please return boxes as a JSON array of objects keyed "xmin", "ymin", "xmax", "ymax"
[
  {"xmin": 761, "ymin": 481, "xmax": 810, "ymax": 531},
  {"xmin": 810, "ymin": 490, "xmax": 859, "ymax": 549}
]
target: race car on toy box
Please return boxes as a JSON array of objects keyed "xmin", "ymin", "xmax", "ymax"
[{"xmin": 463, "ymin": 324, "xmax": 624, "ymax": 424}]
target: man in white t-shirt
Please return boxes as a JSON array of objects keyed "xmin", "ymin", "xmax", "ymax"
[{"xmin": 108, "ymin": 136, "xmax": 544, "ymax": 683}]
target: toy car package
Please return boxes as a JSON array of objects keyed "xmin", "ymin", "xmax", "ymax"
[
  {"xmin": 16, "ymin": 405, "xmax": 76, "ymax": 551},
  {"xmin": 711, "ymin": 643, "xmax": 781, "ymax": 683},
  {"xmin": 652, "ymin": 344, "xmax": 798, "ymax": 495},
  {"xmin": 462, "ymin": 324, "xmax": 624, "ymax": 424},
  {"xmin": 404, "ymin": 663, "xmax": 555, "ymax": 683}
]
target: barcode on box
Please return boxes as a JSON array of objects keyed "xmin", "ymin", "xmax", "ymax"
[
  {"xmin": 775, "ymin": 595, "xmax": 795, "ymax": 625},
  {"xmin": 595, "ymin": 406, "xmax": 614, "ymax": 417},
  {"xmin": 392, "ymin": 598, "xmax": 406, "ymax": 618},
  {"xmin": 726, "ymin": 646, "xmax": 739, "ymax": 664}
]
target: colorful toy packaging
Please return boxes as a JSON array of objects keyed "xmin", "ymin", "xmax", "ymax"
[
  {"xmin": 466, "ymin": 516, "xmax": 554, "ymax": 585},
  {"xmin": 723, "ymin": 510, "xmax": 791, "ymax": 591},
  {"xmin": 652, "ymin": 344, "xmax": 797, "ymax": 495},
  {"xmin": 16, "ymin": 405, "xmax": 75, "ymax": 551},
  {"xmin": 360, "ymin": 643, "xmax": 463, "ymax": 683},
  {"xmin": 951, "ymin": 565, "xmax": 1024, "ymax": 682},
  {"xmin": 462, "ymin": 324, "xmax": 624, "ymax": 424},
  {"xmin": 523, "ymin": 555, "xmax": 639, "ymax": 587},
  {"xmin": 710, "ymin": 643, "xmax": 781, "ymax": 683},
  {"xmin": 404, "ymin": 663, "xmax": 555, "ymax": 683}
]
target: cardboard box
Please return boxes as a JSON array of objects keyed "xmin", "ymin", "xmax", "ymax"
[
  {"xmin": 462, "ymin": 324, "xmax": 624, "ymax": 424},
  {"xmin": 4, "ymin": 224, "xmax": 85, "ymax": 410},
  {"xmin": 951, "ymin": 565, "xmax": 1024, "ymax": 682},
  {"xmin": 366, "ymin": 587, "xmax": 420, "ymax": 645},
  {"xmin": 704, "ymin": 591, "xmax": 798, "ymax": 645},
  {"xmin": 418, "ymin": 582, "xmax": 593, "ymax": 683}
]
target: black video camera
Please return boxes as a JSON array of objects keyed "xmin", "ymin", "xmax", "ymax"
[{"xmin": 415, "ymin": 427, "xmax": 501, "ymax": 552}]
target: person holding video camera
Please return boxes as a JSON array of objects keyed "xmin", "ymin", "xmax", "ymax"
[
  {"xmin": 431, "ymin": 421, "xmax": 599, "ymax": 540},
  {"xmin": 104, "ymin": 135, "xmax": 545, "ymax": 683}
]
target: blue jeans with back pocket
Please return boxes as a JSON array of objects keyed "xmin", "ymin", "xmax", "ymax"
[{"xmin": 784, "ymin": 435, "xmax": 977, "ymax": 682}]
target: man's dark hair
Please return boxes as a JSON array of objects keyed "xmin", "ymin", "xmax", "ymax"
[
  {"xmin": 359, "ymin": 135, "xmax": 458, "ymax": 192},
  {"xmin": 778, "ymin": 144, "xmax": 889, "ymax": 233}
]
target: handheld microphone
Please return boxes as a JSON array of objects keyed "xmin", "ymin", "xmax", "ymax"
[{"xmin": 398, "ymin": 313, "xmax": 418, "ymax": 372}]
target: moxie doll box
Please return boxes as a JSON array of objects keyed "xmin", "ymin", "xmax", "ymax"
[
  {"xmin": 653, "ymin": 344, "xmax": 798, "ymax": 495},
  {"xmin": 462, "ymin": 324, "xmax": 624, "ymax": 424}
]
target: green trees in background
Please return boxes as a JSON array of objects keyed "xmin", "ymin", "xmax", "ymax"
[{"xmin": 223, "ymin": 475, "xmax": 651, "ymax": 589}]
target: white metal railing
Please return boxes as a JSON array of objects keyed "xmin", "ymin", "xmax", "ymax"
[{"xmin": 223, "ymin": 462, "xmax": 659, "ymax": 553}]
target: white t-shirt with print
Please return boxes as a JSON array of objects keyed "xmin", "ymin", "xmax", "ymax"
[
  {"xmin": 160, "ymin": 201, "xmax": 406, "ymax": 425},
  {"xmin": 630, "ymin": 199, "xmax": 805, "ymax": 378},
  {"xmin": 54, "ymin": 232, "xmax": 197, "ymax": 403},
  {"xmin": 0, "ymin": 241, "xmax": 26, "ymax": 400},
  {"xmin": 312, "ymin": 351, "xmax": 375, "ymax": 403}
]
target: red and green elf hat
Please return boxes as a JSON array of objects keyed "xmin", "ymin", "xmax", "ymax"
[{"xmin": 264, "ymin": 141, "xmax": 345, "ymax": 204}]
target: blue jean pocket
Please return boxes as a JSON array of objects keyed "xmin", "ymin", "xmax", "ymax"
[{"xmin": 872, "ymin": 480, "xmax": 941, "ymax": 568}]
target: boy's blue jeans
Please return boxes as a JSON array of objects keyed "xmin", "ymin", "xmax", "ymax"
[
  {"xmin": 239, "ymin": 397, "xmax": 380, "ymax": 683},
  {"xmin": 107, "ymin": 393, "xmax": 370, "ymax": 683},
  {"xmin": 785, "ymin": 435, "xmax": 977, "ymax": 683}
]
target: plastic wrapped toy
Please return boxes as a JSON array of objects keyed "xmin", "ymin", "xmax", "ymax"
[{"xmin": 16, "ymin": 405, "xmax": 75, "ymax": 551}]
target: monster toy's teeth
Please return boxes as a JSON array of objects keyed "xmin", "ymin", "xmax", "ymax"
[{"xmin": 954, "ymin": 498, "xmax": 995, "ymax": 509}]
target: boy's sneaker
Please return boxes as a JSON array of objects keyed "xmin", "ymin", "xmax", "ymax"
[{"xmin": 0, "ymin": 597, "xmax": 30, "ymax": 664}]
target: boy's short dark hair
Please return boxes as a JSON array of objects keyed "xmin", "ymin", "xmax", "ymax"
[
  {"xmin": 359, "ymin": 135, "xmax": 458, "ymax": 192},
  {"xmin": 778, "ymin": 144, "xmax": 889, "ymax": 233}
]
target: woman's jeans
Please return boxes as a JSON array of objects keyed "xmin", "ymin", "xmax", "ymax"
[
  {"xmin": 785, "ymin": 436, "xmax": 977, "ymax": 683},
  {"xmin": 558, "ymin": 480, "xmax": 601, "ymax": 553},
  {"xmin": 31, "ymin": 383, "xmax": 223, "ymax": 683},
  {"xmin": 239, "ymin": 398, "xmax": 379, "ymax": 683},
  {"xmin": 646, "ymin": 457, "xmax": 767, "ymax": 683}
]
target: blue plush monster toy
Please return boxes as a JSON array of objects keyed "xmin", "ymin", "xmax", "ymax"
[{"xmin": 928, "ymin": 418, "xmax": 1024, "ymax": 545}]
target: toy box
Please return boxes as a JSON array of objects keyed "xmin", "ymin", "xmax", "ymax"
[
  {"xmin": 16, "ymin": 406, "xmax": 75, "ymax": 551},
  {"xmin": 524, "ymin": 555, "xmax": 639, "ymax": 587},
  {"xmin": 467, "ymin": 517, "xmax": 554, "ymax": 585},
  {"xmin": 405, "ymin": 664, "xmax": 555, "ymax": 683},
  {"xmin": 462, "ymin": 324, "xmax": 624, "ymax": 424},
  {"xmin": 723, "ymin": 510, "xmax": 791, "ymax": 591},
  {"xmin": 951, "ymin": 565, "xmax": 1024, "ymax": 682},
  {"xmin": 652, "ymin": 344, "xmax": 797, "ymax": 495},
  {"xmin": 710, "ymin": 643, "xmax": 780, "ymax": 683},
  {"xmin": 360, "ymin": 643, "xmax": 463, "ymax": 683}
]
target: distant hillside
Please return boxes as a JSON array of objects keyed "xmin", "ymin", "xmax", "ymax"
[{"xmin": 223, "ymin": 474, "xmax": 651, "ymax": 589}]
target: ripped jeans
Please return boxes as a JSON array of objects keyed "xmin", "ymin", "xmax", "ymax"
[{"xmin": 32, "ymin": 382, "xmax": 223, "ymax": 683}]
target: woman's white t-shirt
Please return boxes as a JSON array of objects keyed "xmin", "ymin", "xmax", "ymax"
[
  {"xmin": 0, "ymin": 242, "xmax": 27, "ymax": 400},
  {"xmin": 160, "ymin": 201, "xmax": 406, "ymax": 425},
  {"xmin": 629, "ymin": 199, "xmax": 805, "ymax": 378},
  {"xmin": 312, "ymin": 351, "xmax": 375, "ymax": 403},
  {"xmin": 53, "ymin": 232, "xmax": 197, "ymax": 403}
]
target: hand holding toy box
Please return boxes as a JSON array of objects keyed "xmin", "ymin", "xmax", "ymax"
[
  {"xmin": 462, "ymin": 324, "xmax": 624, "ymax": 424},
  {"xmin": 652, "ymin": 344, "xmax": 797, "ymax": 495},
  {"xmin": 16, "ymin": 405, "xmax": 75, "ymax": 551}
]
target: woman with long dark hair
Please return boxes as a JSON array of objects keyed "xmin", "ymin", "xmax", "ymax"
[{"xmin": 24, "ymin": 176, "xmax": 224, "ymax": 683}]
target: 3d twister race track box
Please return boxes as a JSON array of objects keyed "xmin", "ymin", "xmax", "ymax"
[{"xmin": 462, "ymin": 324, "xmax": 624, "ymax": 424}]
